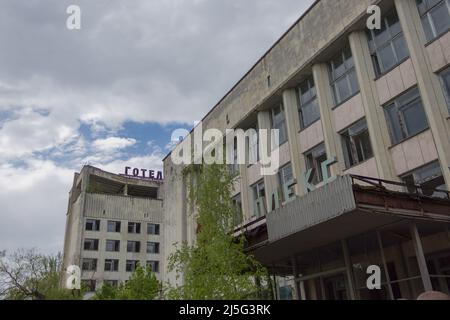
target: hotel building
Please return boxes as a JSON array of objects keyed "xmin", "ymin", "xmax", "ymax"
[
  {"xmin": 62, "ymin": 166, "xmax": 164, "ymax": 293},
  {"xmin": 163, "ymin": 0, "xmax": 450, "ymax": 300}
]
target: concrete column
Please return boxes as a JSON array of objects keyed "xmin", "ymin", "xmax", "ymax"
[
  {"xmin": 312, "ymin": 63, "xmax": 345, "ymax": 175},
  {"xmin": 349, "ymin": 31, "xmax": 400, "ymax": 182},
  {"xmin": 239, "ymin": 163, "xmax": 252, "ymax": 221},
  {"xmin": 395, "ymin": 0, "xmax": 450, "ymax": 189},
  {"xmin": 291, "ymin": 255, "xmax": 302, "ymax": 300},
  {"xmin": 341, "ymin": 239, "xmax": 356, "ymax": 300},
  {"xmin": 410, "ymin": 223, "xmax": 433, "ymax": 292},
  {"xmin": 282, "ymin": 88, "xmax": 307, "ymax": 196},
  {"xmin": 257, "ymin": 110, "xmax": 279, "ymax": 213},
  {"xmin": 123, "ymin": 184, "xmax": 128, "ymax": 196},
  {"xmin": 376, "ymin": 230, "xmax": 395, "ymax": 300}
]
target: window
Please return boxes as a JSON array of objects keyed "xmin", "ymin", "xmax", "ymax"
[
  {"xmin": 127, "ymin": 241, "xmax": 141, "ymax": 253},
  {"xmin": 298, "ymin": 77, "xmax": 320, "ymax": 129},
  {"xmin": 82, "ymin": 280, "xmax": 96, "ymax": 292},
  {"xmin": 232, "ymin": 194, "xmax": 243, "ymax": 226},
  {"xmin": 104, "ymin": 259, "xmax": 119, "ymax": 272},
  {"xmin": 247, "ymin": 124, "xmax": 259, "ymax": 164},
  {"xmin": 271, "ymin": 105, "xmax": 288, "ymax": 147},
  {"xmin": 384, "ymin": 87, "xmax": 429, "ymax": 144},
  {"xmin": 305, "ymin": 143, "xmax": 328, "ymax": 185},
  {"xmin": 107, "ymin": 220, "xmax": 121, "ymax": 233},
  {"xmin": 417, "ymin": 0, "xmax": 450, "ymax": 42},
  {"xmin": 147, "ymin": 242, "xmax": 160, "ymax": 254},
  {"xmin": 278, "ymin": 163, "xmax": 296, "ymax": 202},
  {"xmin": 83, "ymin": 239, "xmax": 99, "ymax": 251},
  {"xmin": 440, "ymin": 67, "xmax": 450, "ymax": 113},
  {"xmin": 330, "ymin": 46, "xmax": 359, "ymax": 106},
  {"xmin": 402, "ymin": 161, "xmax": 447, "ymax": 197},
  {"xmin": 128, "ymin": 222, "xmax": 141, "ymax": 234},
  {"xmin": 368, "ymin": 9, "xmax": 409, "ymax": 76},
  {"xmin": 147, "ymin": 223, "xmax": 160, "ymax": 235},
  {"xmin": 252, "ymin": 181, "xmax": 266, "ymax": 218},
  {"xmin": 105, "ymin": 240, "xmax": 120, "ymax": 252},
  {"xmin": 81, "ymin": 258, "xmax": 97, "ymax": 271},
  {"xmin": 85, "ymin": 219, "xmax": 100, "ymax": 231},
  {"xmin": 126, "ymin": 260, "xmax": 139, "ymax": 272},
  {"xmin": 228, "ymin": 137, "xmax": 240, "ymax": 174},
  {"xmin": 146, "ymin": 261, "xmax": 160, "ymax": 273},
  {"xmin": 340, "ymin": 119, "xmax": 374, "ymax": 169}
]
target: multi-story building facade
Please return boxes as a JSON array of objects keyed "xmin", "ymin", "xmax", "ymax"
[
  {"xmin": 62, "ymin": 166, "xmax": 164, "ymax": 293},
  {"xmin": 163, "ymin": 0, "xmax": 450, "ymax": 300}
]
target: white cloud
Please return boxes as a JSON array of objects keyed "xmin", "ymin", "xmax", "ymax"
[{"xmin": 92, "ymin": 137, "xmax": 136, "ymax": 152}]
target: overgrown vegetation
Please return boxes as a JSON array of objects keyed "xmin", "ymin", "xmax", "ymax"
[
  {"xmin": 0, "ymin": 249, "xmax": 83, "ymax": 300},
  {"xmin": 94, "ymin": 265, "xmax": 161, "ymax": 300},
  {"xmin": 167, "ymin": 163, "xmax": 268, "ymax": 300}
]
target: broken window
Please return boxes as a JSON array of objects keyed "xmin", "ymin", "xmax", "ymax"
[
  {"xmin": 85, "ymin": 219, "xmax": 100, "ymax": 231},
  {"xmin": 304, "ymin": 143, "xmax": 328, "ymax": 185},
  {"xmin": 401, "ymin": 161, "xmax": 447, "ymax": 197},
  {"xmin": 83, "ymin": 238, "xmax": 99, "ymax": 251},
  {"xmin": 341, "ymin": 119, "xmax": 374, "ymax": 169}
]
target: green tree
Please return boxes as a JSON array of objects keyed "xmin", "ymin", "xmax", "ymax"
[
  {"xmin": 0, "ymin": 249, "xmax": 83, "ymax": 300},
  {"xmin": 93, "ymin": 265, "xmax": 161, "ymax": 300},
  {"xmin": 167, "ymin": 163, "xmax": 267, "ymax": 300}
]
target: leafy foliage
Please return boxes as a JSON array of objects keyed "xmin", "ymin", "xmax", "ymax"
[
  {"xmin": 167, "ymin": 163, "xmax": 267, "ymax": 300},
  {"xmin": 0, "ymin": 248, "xmax": 83, "ymax": 300},
  {"xmin": 93, "ymin": 265, "xmax": 161, "ymax": 300}
]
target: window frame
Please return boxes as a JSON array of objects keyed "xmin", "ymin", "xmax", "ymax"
[
  {"xmin": 82, "ymin": 258, "xmax": 97, "ymax": 272},
  {"xmin": 127, "ymin": 222, "xmax": 141, "ymax": 234},
  {"xmin": 271, "ymin": 104, "xmax": 288, "ymax": 147},
  {"xmin": 126, "ymin": 260, "xmax": 139, "ymax": 273},
  {"xmin": 85, "ymin": 219, "xmax": 100, "ymax": 232},
  {"xmin": 147, "ymin": 223, "xmax": 160, "ymax": 235},
  {"xmin": 105, "ymin": 239, "xmax": 120, "ymax": 252},
  {"xmin": 146, "ymin": 260, "xmax": 160, "ymax": 273},
  {"xmin": 232, "ymin": 193, "xmax": 243, "ymax": 226},
  {"xmin": 440, "ymin": 67, "xmax": 450, "ymax": 114},
  {"xmin": 297, "ymin": 77, "xmax": 320, "ymax": 129},
  {"xmin": 104, "ymin": 259, "xmax": 119, "ymax": 272},
  {"xmin": 252, "ymin": 180, "xmax": 266, "ymax": 218},
  {"xmin": 340, "ymin": 119, "xmax": 374, "ymax": 169},
  {"xmin": 417, "ymin": 0, "xmax": 450, "ymax": 42},
  {"xmin": 107, "ymin": 220, "xmax": 121, "ymax": 233},
  {"xmin": 367, "ymin": 9, "xmax": 409, "ymax": 76},
  {"xmin": 278, "ymin": 163, "xmax": 296, "ymax": 202},
  {"xmin": 304, "ymin": 143, "xmax": 328, "ymax": 185},
  {"xmin": 146, "ymin": 242, "xmax": 160, "ymax": 254},
  {"xmin": 329, "ymin": 46, "xmax": 360, "ymax": 106},
  {"xmin": 127, "ymin": 241, "xmax": 141, "ymax": 253},
  {"xmin": 384, "ymin": 87, "xmax": 429, "ymax": 145},
  {"xmin": 83, "ymin": 238, "xmax": 99, "ymax": 251}
]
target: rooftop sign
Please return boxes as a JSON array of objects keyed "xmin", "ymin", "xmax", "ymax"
[{"xmin": 122, "ymin": 167, "xmax": 163, "ymax": 181}]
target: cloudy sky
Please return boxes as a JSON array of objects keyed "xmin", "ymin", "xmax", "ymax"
[{"xmin": 0, "ymin": 0, "xmax": 314, "ymax": 254}]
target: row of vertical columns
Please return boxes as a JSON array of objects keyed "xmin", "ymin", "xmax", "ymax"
[{"xmin": 395, "ymin": 0, "xmax": 450, "ymax": 189}]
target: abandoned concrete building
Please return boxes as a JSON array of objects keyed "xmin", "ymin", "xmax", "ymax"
[
  {"xmin": 163, "ymin": 0, "xmax": 450, "ymax": 300},
  {"xmin": 62, "ymin": 166, "xmax": 164, "ymax": 293}
]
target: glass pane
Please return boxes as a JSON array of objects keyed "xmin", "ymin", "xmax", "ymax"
[
  {"xmin": 301, "ymin": 99, "xmax": 320, "ymax": 127},
  {"xmin": 385, "ymin": 105, "xmax": 403, "ymax": 144},
  {"xmin": 334, "ymin": 77, "xmax": 351, "ymax": 104},
  {"xmin": 393, "ymin": 35, "xmax": 409, "ymax": 62},
  {"xmin": 422, "ymin": 15, "xmax": 435, "ymax": 42},
  {"xmin": 377, "ymin": 44, "xmax": 397, "ymax": 72},
  {"xmin": 430, "ymin": 2, "xmax": 450, "ymax": 36},
  {"xmin": 402, "ymin": 101, "xmax": 429, "ymax": 136}
]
